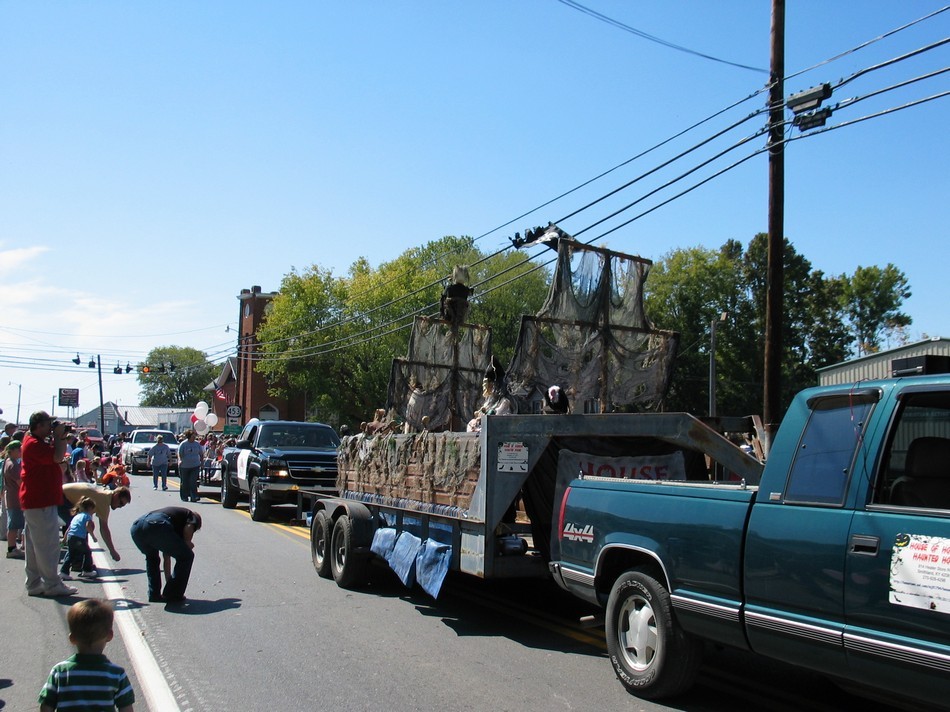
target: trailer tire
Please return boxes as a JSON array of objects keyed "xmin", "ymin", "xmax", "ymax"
[
  {"xmin": 220, "ymin": 464, "xmax": 239, "ymax": 509},
  {"xmin": 330, "ymin": 515, "xmax": 368, "ymax": 589},
  {"xmin": 605, "ymin": 569, "xmax": 702, "ymax": 700},
  {"xmin": 311, "ymin": 510, "xmax": 333, "ymax": 579},
  {"xmin": 249, "ymin": 477, "xmax": 271, "ymax": 522}
]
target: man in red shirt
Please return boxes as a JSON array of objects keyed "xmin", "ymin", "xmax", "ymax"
[{"xmin": 20, "ymin": 411, "xmax": 77, "ymax": 597}]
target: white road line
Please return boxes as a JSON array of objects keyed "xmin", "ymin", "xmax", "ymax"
[{"xmin": 92, "ymin": 549, "xmax": 182, "ymax": 712}]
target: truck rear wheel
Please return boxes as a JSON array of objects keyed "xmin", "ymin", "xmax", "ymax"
[
  {"xmin": 606, "ymin": 569, "xmax": 702, "ymax": 699},
  {"xmin": 220, "ymin": 464, "xmax": 239, "ymax": 509},
  {"xmin": 330, "ymin": 515, "xmax": 368, "ymax": 589},
  {"xmin": 311, "ymin": 510, "xmax": 333, "ymax": 579},
  {"xmin": 249, "ymin": 477, "xmax": 271, "ymax": 522}
]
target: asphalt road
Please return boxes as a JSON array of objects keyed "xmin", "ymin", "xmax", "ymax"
[{"xmin": 0, "ymin": 478, "xmax": 924, "ymax": 711}]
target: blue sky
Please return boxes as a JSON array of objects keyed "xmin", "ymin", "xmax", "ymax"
[{"xmin": 1, "ymin": 1, "xmax": 947, "ymax": 420}]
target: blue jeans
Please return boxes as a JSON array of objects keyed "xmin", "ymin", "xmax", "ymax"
[
  {"xmin": 61, "ymin": 536, "xmax": 94, "ymax": 575},
  {"xmin": 130, "ymin": 511, "xmax": 194, "ymax": 601},
  {"xmin": 152, "ymin": 462, "xmax": 168, "ymax": 489},
  {"xmin": 179, "ymin": 466, "xmax": 199, "ymax": 501}
]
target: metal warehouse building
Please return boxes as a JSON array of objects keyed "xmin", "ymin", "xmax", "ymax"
[{"xmin": 817, "ymin": 336, "xmax": 950, "ymax": 386}]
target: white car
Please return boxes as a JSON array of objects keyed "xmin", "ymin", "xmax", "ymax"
[{"xmin": 121, "ymin": 429, "xmax": 179, "ymax": 475}]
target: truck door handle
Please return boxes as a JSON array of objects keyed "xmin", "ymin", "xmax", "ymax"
[{"xmin": 849, "ymin": 534, "xmax": 880, "ymax": 556}]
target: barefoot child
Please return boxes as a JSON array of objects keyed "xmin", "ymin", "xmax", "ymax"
[{"xmin": 38, "ymin": 598, "xmax": 135, "ymax": 711}]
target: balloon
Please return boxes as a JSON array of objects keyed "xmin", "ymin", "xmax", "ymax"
[
  {"xmin": 204, "ymin": 412, "xmax": 219, "ymax": 427},
  {"xmin": 194, "ymin": 419, "xmax": 209, "ymax": 434},
  {"xmin": 194, "ymin": 401, "xmax": 209, "ymax": 418},
  {"xmin": 190, "ymin": 414, "xmax": 199, "ymax": 424}
]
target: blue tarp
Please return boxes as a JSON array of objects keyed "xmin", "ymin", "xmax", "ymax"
[
  {"xmin": 389, "ymin": 531, "xmax": 422, "ymax": 587},
  {"xmin": 371, "ymin": 527, "xmax": 398, "ymax": 562},
  {"xmin": 416, "ymin": 538, "xmax": 452, "ymax": 598}
]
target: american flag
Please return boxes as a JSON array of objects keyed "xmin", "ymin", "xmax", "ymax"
[{"xmin": 214, "ymin": 385, "xmax": 228, "ymax": 402}]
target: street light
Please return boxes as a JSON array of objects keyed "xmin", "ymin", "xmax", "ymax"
[{"xmin": 709, "ymin": 312, "xmax": 728, "ymax": 418}]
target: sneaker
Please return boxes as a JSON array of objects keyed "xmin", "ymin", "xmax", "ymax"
[
  {"xmin": 6, "ymin": 548, "xmax": 24, "ymax": 559},
  {"xmin": 153, "ymin": 486, "xmax": 158, "ymax": 490},
  {"xmin": 162, "ymin": 486, "xmax": 168, "ymax": 491},
  {"xmin": 43, "ymin": 584, "xmax": 78, "ymax": 597},
  {"xmin": 78, "ymin": 570, "xmax": 98, "ymax": 579}
]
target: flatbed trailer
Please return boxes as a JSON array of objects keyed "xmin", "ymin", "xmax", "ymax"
[{"xmin": 303, "ymin": 411, "xmax": 762, "ymax": 595}]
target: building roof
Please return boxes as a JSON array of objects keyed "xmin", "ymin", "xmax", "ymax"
[
  {"xmin": 816, "ymin": 337, "xmax": 950, "ymax": 387},
  {"xmin": 204, "ymin": 356, "xmax": 237, "ymax": 392},
  {"xmin": 816, "ymin": 337, "xmax": 950, "ymax": 373},
  {"xmin": 118, "ymin": 406, "xmax": 190, "ymax": 427}
]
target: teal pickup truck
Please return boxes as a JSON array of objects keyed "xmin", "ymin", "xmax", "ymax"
[{"xmin": 550, "ymin": 375, "xmax": 950, "ymax": 708}]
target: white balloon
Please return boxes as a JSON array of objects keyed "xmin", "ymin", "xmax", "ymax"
[
  {"xmin": 204, "ymin": 412, "xmax": 219, "ymax": 427},
  {"xmin": 194, "ymin": 419, "xmax": 209, "ymax": 434},
  {"xmin": 194, "ymin": 401, "xmax": 209, "ymax": 418}
]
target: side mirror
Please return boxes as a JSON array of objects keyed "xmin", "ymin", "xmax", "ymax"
[{"xmin": 236, "ymin": 439, "xmax": 251, "ymax": 450}]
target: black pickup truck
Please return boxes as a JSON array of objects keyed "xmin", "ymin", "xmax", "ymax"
[{"xmin": 219, "ymin": 419, "xmax": 340, "ymax": 521}]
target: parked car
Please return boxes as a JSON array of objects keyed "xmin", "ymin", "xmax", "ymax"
[
  {"xmin": 120, "ymin": 429, "xmax": 179, "ymax": 475},
  {"xmin": 82, "ymin": 428, "xmax": 104, "ymax": 445}
]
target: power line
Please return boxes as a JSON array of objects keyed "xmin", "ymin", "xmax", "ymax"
[
  {"xmin": 247, "ymin": 74, "xmax": 948, "ymax": 363},
  {"xmin": 785, "ymin": 5, "xmax": 949, "ymax": 81},
  {"xmin": 553, "ymin": 0, "xmax": 768, "ymax": 74}
]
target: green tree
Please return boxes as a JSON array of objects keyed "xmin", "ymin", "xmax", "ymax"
[
  {"xmin": 644, "ymin": 244, "xmax": 744, "ymax": 414},
  {"xmin": 741, "ymin": 234, "xmax": 850, "ymax": 411},
  {"xmin": 254, "ymin": 235, "xmax": 551, "ymax": 428},
  {"xmin": 841, "ymin": 264, "xmax": 912, "ymax": 355},
  {"xmin": 138, "ymin": 346, "xmax": 217, "ymax": 407},
  {"xmin": 645, "ymin": 235, "xmax": 853, "ymax": 417}
]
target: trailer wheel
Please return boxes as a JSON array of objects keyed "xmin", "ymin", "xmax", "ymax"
[
  {"xmin": 311, "ymin": 510, "xmax": 333, "ymax": 579},
  {"xmin": 605, "ymin": 569, "xmax": 702, "ymax": 699},
  {"xmin": 330, "ymin": 515, "xmax": 368, "ymax": 589},
  {"xmin": 220, "ymin": 464, "xmax": 239, "ymax": 509},
  {"xmin": 248, "ymin": 477, "xmax": 271, "ymax": 522}
]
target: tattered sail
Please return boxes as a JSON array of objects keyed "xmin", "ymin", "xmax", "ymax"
[
  {"xmin": 386, "ymin": 316, "xmax": 492, "ymax": 432},
  {"xmin": 506, "ymin": 239, "xmax": 678, "ymax": 413}
]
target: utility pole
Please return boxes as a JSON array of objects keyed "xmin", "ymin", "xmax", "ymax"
[
  {"xmin": 763, "ymin": 0, "xmax": 785, "ymax": 452},
  {"xmin": 96, "ymin": 355, "xmax": 105, "ymax": 435}
]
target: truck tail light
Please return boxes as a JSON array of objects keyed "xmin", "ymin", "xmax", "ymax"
[{"xmin": 557, "ymin": 486, "xmax": 572, "ymax": 542}]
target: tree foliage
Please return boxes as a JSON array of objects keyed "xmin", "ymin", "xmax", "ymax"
[
  {"xmin": 138, "ymin": 346, "xmax": 217, "ymax": 407},
  {"xmin": 254, "ymin": 236, "xmax": 550, "ymax": 427},
  {"xmin": 841, "ymin": 264, "xmax": 912, "ymax": 355},
  {"xmin": 645, "ymin": 234, "xmax": 903, "ymax": 417},
  {"xmin": 252, "ymin": 231, "xmax": 911, "ymax": 426}
]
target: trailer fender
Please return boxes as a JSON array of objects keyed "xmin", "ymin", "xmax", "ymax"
[{"xmin": 321, "ymin": 499, "xmax": 377, "ymax": 553}]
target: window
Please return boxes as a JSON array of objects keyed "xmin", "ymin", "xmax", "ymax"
[
  {"xmin": 784, "ymin": 392, "xmax": 877, "ymax": 506},
  {"xmin": 875, "ymin": 390, "xmax": 950, "ymax": 509}
]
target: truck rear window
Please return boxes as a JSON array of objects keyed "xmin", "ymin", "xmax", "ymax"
[{"xmin": 784, "ymin": 393, "xmax": 876, "ymax": 506}]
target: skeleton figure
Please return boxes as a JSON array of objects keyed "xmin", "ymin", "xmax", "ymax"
[{"xmin": 466, "ymin": 356, "xmax": 514, "ymax": 432}]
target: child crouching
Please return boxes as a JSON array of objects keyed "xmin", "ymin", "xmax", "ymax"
[{"xmin": 61, "ymin": 497, "xmax": 98, "ymax": 580}]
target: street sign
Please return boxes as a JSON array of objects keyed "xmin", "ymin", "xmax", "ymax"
[
  {"xmin": 226, "ymin": 404, "xmax": 243, "ymax": 419},
  {"xmin": 58, "ymin": 388, "xmax": 79, "ymax": 408},
  {"xmin": 223, "ymin": 425, "xmax": 242, "ymax": 435}
]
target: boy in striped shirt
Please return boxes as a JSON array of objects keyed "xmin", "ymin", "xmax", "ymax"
[{"xmin": 39, "ymin": 598, "xmax": 135, "ymax": 711}]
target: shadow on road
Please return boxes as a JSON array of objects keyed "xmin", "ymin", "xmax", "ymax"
[{"xmin": 163, "ymin": 596, "xmax": 242, "ymax": 615}]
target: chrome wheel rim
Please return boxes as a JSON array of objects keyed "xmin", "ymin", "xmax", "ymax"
[{"xmin": 617, "ymin": 594, "xmax": 659, "ymax": 672}]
